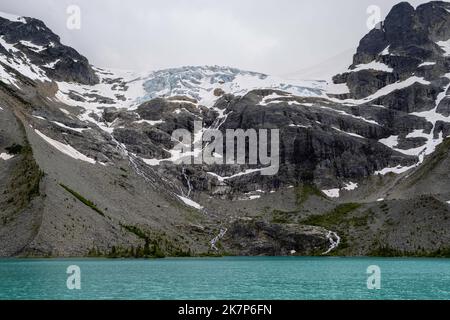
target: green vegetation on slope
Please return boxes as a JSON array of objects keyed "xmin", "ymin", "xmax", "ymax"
[
  {"xmin": 268, "ymin": 184, "xmax": 326, "ymax": 224},
  {"xmin": 368, "ymin": 245, "xmax": 450, "ymax": 258},
  {"xmin": 121, "ymin": 224, "xmax": 164, "ymax": 258},
  {"xmin": 302, "ymin": 203, "xmax": 362, "ymax": 229},
  {"xmin": 296, "ymin": 184, "xmax": 325, "ymax": 206},
  {"xmin": 59, "ymin": 184, "xmax": 105, "ymax": 217}
]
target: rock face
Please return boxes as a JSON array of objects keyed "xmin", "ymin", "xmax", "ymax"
[
  {"xmin": 213, "ymin": 91, "xmax": 415, "ymax": 188},
  {"xmin": 224, "ymin": 220, "xmax": 331, "ymax": 256},
  {"xmin": 1, "ymin": 2, "xmax": 450, "ymax": 257},
  {"xmin": 336, "ymin": 1, "xmax": 450, "ymax": 102}
]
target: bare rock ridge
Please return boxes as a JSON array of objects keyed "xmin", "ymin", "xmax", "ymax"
[{"xmin": 1, "ymin": 2, "xmax": 450, "ymax": 257}]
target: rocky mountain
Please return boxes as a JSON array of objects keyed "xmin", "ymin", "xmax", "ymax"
[{"xmin": 1, "ymin": 2, "xmax": 450, "ymax": 258}]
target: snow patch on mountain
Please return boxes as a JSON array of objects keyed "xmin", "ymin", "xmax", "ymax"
[
  {"xmin": 322, "ymin": 188, "xmax": 340, "ymax": 198},
  {"xmin": 322, "ymin": 181, "xmax": 358, "ymax": 198},
  {"xmin": 0, "ymin": 36, "xmax": 50, "ymax": 82},
  {"xmin": 343, "ymin": 182, "xmax": 358, "ymax": 191},
  {"xmin": 0, "ymin": 11, "xmax": 26, "ymax": 23},
  {"xmin": 375, "ymin": 74, "xmax": 450, "ymax": 175},
  {"xmin": 177, "ymin": 195, "xmax": 203, "ymax": 210},
  {"xmin": 332, "ymin": 127, "xmax": 365, "ymax": 139},
  {"xmin": 54, "ymin": 65, "xmax": 326, "ymax": 135},
  {"xmin": 133, "ymin": 119, "xmax": 165, "ymax": 126},
  {"xmin": 35, "ymin": 129, "xmax": 96, "ymax": 164},
  {"xmin": 336, "ymin": 76, "xmax": 431, "ymax": 105},
  {"xmin": 51, "ymin": 121, "xmax": 88, "ymax": 133},
  {"xmin": 42, "ymin": 59, "xmax": 60, "ymax": 69},
  {"xmin": 418, "ymin": 62, "xmax": 436, "ymax": 67},
  {"xmin": 259, "ymin": 92, "xmax": 291, "ymax": 106},
  {"xmin": 379, "ymin": 135, "xmax": 400, "ymax": 149},
  {"xmin": 350, "ymin": 61, "xmax": 393, "ymax": 73},
  {"xmin": 207, "ymin": 168, "xmax": 265, "ymax": 182},
  {"xmin": 19, "ymin": 40, "xmax": 45, "ymax": 53},
  {"xmin": 0, "ymin": 153, "xmax": 15, "ymax": 160},
  {"xmin": 437, "ymin": 39, "xmax": 450, "ymax": 57},
  {"xmin": 319, "ymin": 106, "xmax": 380, "ymax": 125},
  {"xmin": 374, "ymin": 164, "xmax": 417, "ymax": 176},
  {"xmin": 0, "ymin": 64, "xmax": 19, "ymax": 87},
  {"xmin": 380, "ymin": 46, "xmax": 390, "ymax": 56}
]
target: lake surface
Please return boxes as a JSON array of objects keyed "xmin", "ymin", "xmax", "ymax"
[{"xmin": 0, "ymin": 257, "xmax": 449, "ymax": 300}]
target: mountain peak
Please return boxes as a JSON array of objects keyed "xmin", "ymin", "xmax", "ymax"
[
  {"xmin": 353, "ymin": 0, "xmax": 450, "ymax": 66},
  {"xmin": 0, "ymin": 11, "xmax": 26, "ymax": 24},
  {"xmin": 0, "ymin": 11, "xmax": 98, "ymax": 85},
  {"xmin": 390, "ymin": 1, "xmax": 415, "ymax": 12}
]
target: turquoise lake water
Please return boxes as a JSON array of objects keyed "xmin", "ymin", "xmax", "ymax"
[{"xmin": 0, "ymin": 257, "xmax": 449, "ymax": 300}]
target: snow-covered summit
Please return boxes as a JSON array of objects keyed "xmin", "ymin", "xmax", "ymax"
[
  {"xmin": 0, "ymin": 11, "xmax": 26, "ymax": 23},
  {"xmin": 138, "ymin": 65, "xmax": 323, "ymax": 107}
]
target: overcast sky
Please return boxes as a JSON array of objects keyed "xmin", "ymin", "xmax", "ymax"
[{"xmin": 0, "ymin": 0, "xmax": 436, "ymax": 75}]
